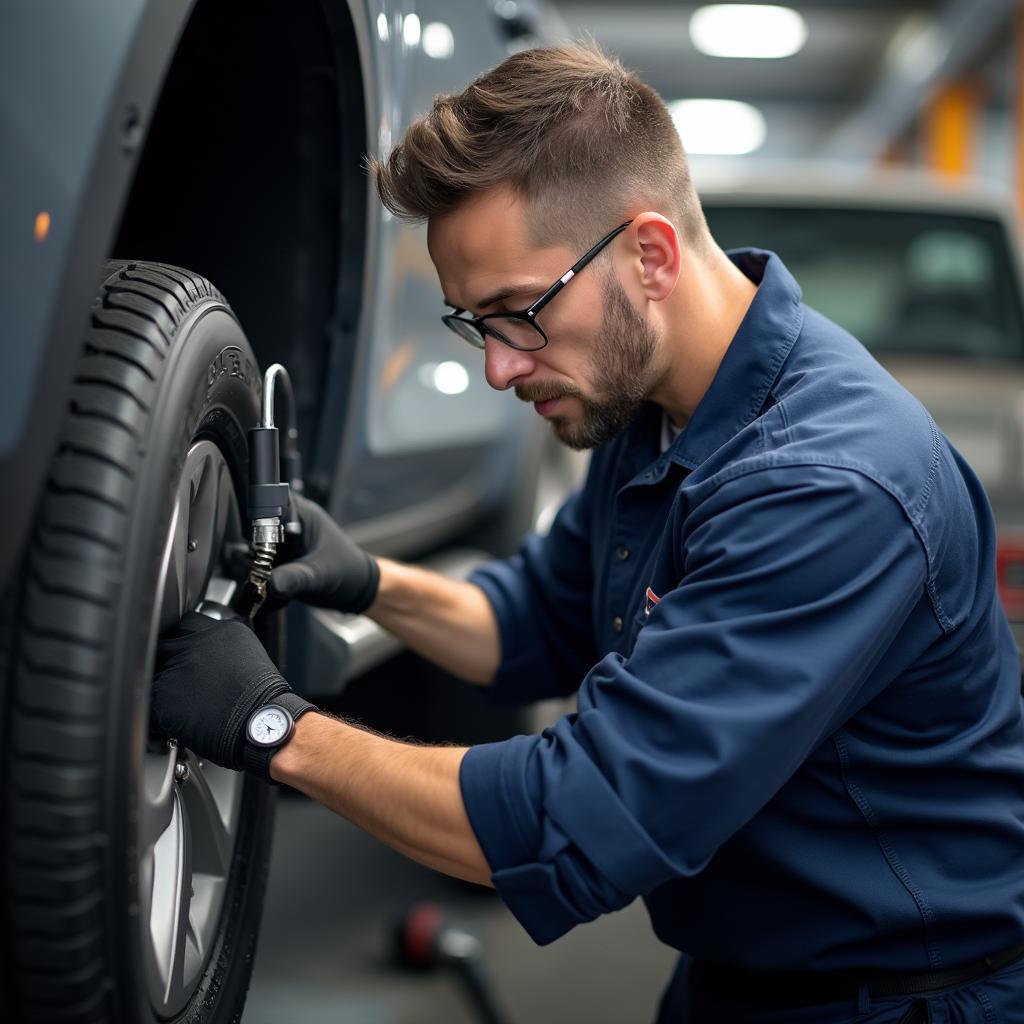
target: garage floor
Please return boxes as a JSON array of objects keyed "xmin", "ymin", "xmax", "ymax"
[{"xmin": 243, "ymin": 790, "xmax": 677, "ymax": 1024}]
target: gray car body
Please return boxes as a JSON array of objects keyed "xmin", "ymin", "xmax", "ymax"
[{"xmin": 0, "ymin": 1, "xmax": 549, "ymax": 608}]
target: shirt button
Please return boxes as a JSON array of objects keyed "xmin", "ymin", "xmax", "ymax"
[
  {"xmin": 611, "ymin": 616, "xmax": 624, "ymax": 633},
  {"xmin": 616, "ymin": 546, "xmax": 630, "ymax": 561}
]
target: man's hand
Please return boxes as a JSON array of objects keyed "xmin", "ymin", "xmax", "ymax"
[
  {"xmin": 268, "ymin": 494, "xmax": 380, "ymax": 613},
  {"xmin": 268, "ymin": 496, "xmax": 501, "ymax": 686},
  {"xmin": 151, "ymin": 612, "xmax": 313, "ymax": 775}
]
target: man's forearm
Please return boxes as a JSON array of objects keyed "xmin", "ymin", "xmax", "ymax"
[
  {"xmin": 270, "ymin": 711, "xmax": 493, "ymax": 885},
  {"xmin": 365, "ymin": 558, "xmax": 501, "ymax": 685}
]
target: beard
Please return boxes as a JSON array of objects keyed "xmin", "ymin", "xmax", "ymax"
[{"xmin": 515, "ymin": 278, "xmax": 661, "ymax": 450}]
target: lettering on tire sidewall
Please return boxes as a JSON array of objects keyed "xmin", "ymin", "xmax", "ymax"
[
  {"xmin": 166, "ymin": 343, "xmax": 260, "ymax": 536},
  {"xmin": 206, "ymin": 345, "xmax": 259, "ymax": 399},
  {"xmin": 195, "ymin": 345, "xmax": 261, "ymax": 484}
]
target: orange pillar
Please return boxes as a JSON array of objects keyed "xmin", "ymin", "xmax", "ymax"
[{"xmin": 922, "ymin": 80, "xmax": 982, "ymax": 179}]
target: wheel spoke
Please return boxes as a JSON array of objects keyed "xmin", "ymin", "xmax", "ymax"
[
  {"xmin": 180, "ymin": 754, "xmax": 235, "ymax": 878},
  {"xmin": 184, "ymin": 450, "xmax": 215, "ymax": 610},
  {"xmin": 183, "ymin": 906, "xmax": 205, "ymax": 982},
  {"xmin": 144, "ymin": 439, "xmax": 249, "ymax": 1015},
  {"xmin": 163, "ymin": 792, "xmax": 194, "ymax": 1010},
  {"xmin": 139, "ymin": 747, "xmax": 177, "ymax": 851},
  {"xmin": 211, "ymin": 457, "xmax": 242, "ymax": 572},
  {"xmin": 145, "ymin": 789, "xmax": 191, "ymax": 1008},
  {"xmin": 199, "ymin": 456, "xmax": 240, "ymax": 604},
  {"xmin": 158, "ymin": 499, "xmax": 188, "ymax": 634}
]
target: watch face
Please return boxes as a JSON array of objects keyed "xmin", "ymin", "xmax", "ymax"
[{"xmin": 247, "ymin": 705, "xmax": 292, "ymax": 747}]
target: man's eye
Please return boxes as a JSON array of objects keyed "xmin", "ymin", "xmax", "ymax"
[{"xmin": 499, "ymin": 299, "xmax": 536, "ymax": 313}]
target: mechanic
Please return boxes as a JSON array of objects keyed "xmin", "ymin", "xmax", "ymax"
[{"xmin": 151, "ymin": 43, "xmax": 1024, "ymax": 1023}]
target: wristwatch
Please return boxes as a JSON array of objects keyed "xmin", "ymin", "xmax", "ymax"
[{"xmin": 242, "ymin": 691, "xmax": 315, "ymax": 783}]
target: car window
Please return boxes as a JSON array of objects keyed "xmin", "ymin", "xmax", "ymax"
[
  {"xmin": 702, "ymin": 206, "xmax": 1024, "ymax": 361},
  {"xmin": 365, "ymin": 229, "xmax": 511, "ymax": 453},
  {"xmin": 363, "ymin": 0, "xmax": 514, "ymax": 455}
]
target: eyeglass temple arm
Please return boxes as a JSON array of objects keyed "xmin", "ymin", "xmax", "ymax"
[{"xmin": 524, "ymin": 221, "xmax": 633, "ymax": 319}]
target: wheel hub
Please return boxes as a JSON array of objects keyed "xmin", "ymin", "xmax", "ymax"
[{"xmin": 140, "ymin": 440, "xmax": 247, "ymax": 1017}]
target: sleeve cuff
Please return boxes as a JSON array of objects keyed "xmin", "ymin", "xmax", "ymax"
[
  {"xmin": 460, "ymin": 737, "xmax": 588, "ymax": 944},
  {"xmin": 460, "ymin": 736, "xmax": 541, "ymax": 871},
  {"xmin": 460, "ymin": 696, "xmax": 686, "ymax": 946},
  {"xmin": 484, "ymin": 862, "xmax": 595, "ymax": 945}
]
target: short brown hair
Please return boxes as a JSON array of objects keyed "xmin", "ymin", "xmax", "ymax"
[{"xmin": 370, "ymin": 42, "xmax": 709, "ymax": 255}]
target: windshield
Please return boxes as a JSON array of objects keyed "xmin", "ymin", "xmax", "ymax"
[{"xmin": 702, "ymin": 205, "xmax": 1024, "ymax": 362}]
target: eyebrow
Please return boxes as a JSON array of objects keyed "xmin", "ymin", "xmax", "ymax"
[{"xmin": 443, "ymin": 282, "xmax": 543, "ymax": 313}]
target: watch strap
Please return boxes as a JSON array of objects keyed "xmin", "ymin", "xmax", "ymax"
[
  {"xmin": 242, "ymin": 692, "xmax": 317, "ymax": 784},
  {"xmin": 242, "ymin": 740, "xmax": 276, "ymax": 782},
  {"xmin": 273, "ymin": 691, "xmax": 317, "ymax": 723}
]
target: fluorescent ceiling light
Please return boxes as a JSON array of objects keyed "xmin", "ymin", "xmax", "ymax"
[
  {"xmin": 434, "ymin": 361, "xmax": 469, "ymax": 395},
  {"xmin": 423, "ymin": 22, "xmax": 455, "ymax": 60},
  {"xmin": 690, "ymin": 4, "xmax": 808, "ymax": 59},
  {"xmin": 402, "ymin": 13, "xmax": 421, "ymax": 48},
  {"xmin": 669, "ymin": 99, "xmax": 766, "ymax": 155},
  {"xmin": 420, "ymin": 361, "xmax": 470, "ymax": 395}
]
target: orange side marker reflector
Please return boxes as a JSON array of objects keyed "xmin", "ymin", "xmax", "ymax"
[{"xmin": 34, "ymin": 211, "xmax": 51, "ymax": 242}]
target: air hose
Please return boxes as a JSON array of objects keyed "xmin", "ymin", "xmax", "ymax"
[{"xmin": 234, "ymin": 364, "xmax": 302, "ymax": 619}]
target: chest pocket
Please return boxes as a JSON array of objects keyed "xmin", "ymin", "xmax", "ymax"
[
  {"xmin": 627, "ymin": 598, "xmax": 654, "ymax": 652},
  {"xmin": 627, "ymin": 559, "xmax": 681, "ymax": 652}
]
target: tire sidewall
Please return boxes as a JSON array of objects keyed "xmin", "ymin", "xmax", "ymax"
[{"xmin": 106, "ymin": 301, "xmax": 275, "ymax": 1024}]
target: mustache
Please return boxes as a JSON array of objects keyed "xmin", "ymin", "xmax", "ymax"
[{"xmin": 514, "ymin": 382, "xmax": 582, "ymax": 404}]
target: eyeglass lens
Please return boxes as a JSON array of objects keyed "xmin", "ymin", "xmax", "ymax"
[
  {"xmin": 445, "ymin": 316, "xmax": 486, "ymax": 347},
  {"xmin": 481, "ymin": 316, "xmax": 546, "ymax": 350}
]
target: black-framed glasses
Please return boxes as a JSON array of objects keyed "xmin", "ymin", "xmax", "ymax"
[{"xmin": 442, "ymin": 220, "xmax": 633, "ymax": 352}]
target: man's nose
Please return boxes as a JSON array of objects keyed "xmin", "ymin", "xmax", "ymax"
[{"xmin": 483, "ymin": 335, "xmax": 537, "ymax": 391}]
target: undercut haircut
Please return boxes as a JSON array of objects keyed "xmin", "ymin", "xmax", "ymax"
[{"xmin": 370, "ymin": 41, "xmax": 710, "ymax": 258}]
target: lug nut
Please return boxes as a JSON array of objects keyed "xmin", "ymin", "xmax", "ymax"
[{"xmin": 174, "ymin": 761, "xmax": 190, "ymax": 783}]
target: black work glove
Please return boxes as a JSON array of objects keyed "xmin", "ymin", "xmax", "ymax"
[
  {"xmin": 151, "ymin": 612, "xmax": 315, "ymax": 779},
  {"xmin": 267, "ymin": 493, "xmax": 380, "ymax": 613}
]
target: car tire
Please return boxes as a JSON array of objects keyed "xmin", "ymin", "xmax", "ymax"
[{"xmin": 4, "ymin": 261, "xmax": 278, "ymax": 1023}]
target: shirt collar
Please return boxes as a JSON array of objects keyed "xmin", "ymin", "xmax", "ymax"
[{"xmin": 668, "ymin": 248, "xmax": 804, "ymax": 471}]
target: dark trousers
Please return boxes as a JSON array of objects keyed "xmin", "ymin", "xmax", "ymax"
[{"xmin": 654, "ymin": 953, "xmax": 1024, "ymax": 1024}]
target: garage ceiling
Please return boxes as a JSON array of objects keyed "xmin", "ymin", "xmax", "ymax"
[{"xmin": 549, "ymin": 0, "xmax": 1016, "ymax": 161}]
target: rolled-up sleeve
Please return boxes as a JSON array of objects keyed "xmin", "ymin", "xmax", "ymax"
[
  {"xmin": 460, "ymin": 465, "xmax": 929, "ymax": 944},
  {"xmin": 469, "ymin": 476, "xmax": 599, "ymax": 707}
]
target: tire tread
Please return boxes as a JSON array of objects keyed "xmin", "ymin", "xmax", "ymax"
[{"xmin": 5, "ymin": 260, "xmax": 230, "ymax": 1023}]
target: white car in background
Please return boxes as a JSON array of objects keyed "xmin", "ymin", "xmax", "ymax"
[{"xmin": 699, "ymin": 170, "xmax": 1024, "ymax": 653}]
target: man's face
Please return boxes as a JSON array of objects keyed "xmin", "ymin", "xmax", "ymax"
[
  {"xmin": 428, "ymin": 188, "xmax": 663, "ymax": 451},
  {"xmin": 519, "ymin": 273, "xmax": 661, "ymax": 450}
]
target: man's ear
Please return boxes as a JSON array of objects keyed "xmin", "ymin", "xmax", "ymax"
[{"xmin": 631, "ymin": 213, "xmax": 681, "ymax": 302}]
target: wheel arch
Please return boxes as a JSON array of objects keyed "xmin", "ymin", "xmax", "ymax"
[
  {"xmin": 1, "ymin": 0, "xmax": 194, "ymax": 591},
  {"xmin": 1, "ymin": 0, "xmax": 371, "ymax": 589}
]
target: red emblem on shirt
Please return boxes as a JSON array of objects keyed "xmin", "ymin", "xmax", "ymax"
[{"xmin": 644, "ymin": 586, "xmax": 661, "ymax": 617}]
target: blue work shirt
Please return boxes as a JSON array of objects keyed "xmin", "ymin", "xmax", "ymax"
[{"xmin": 460, "ymin": 249, "xmax": 1024, "ymax": 974}]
